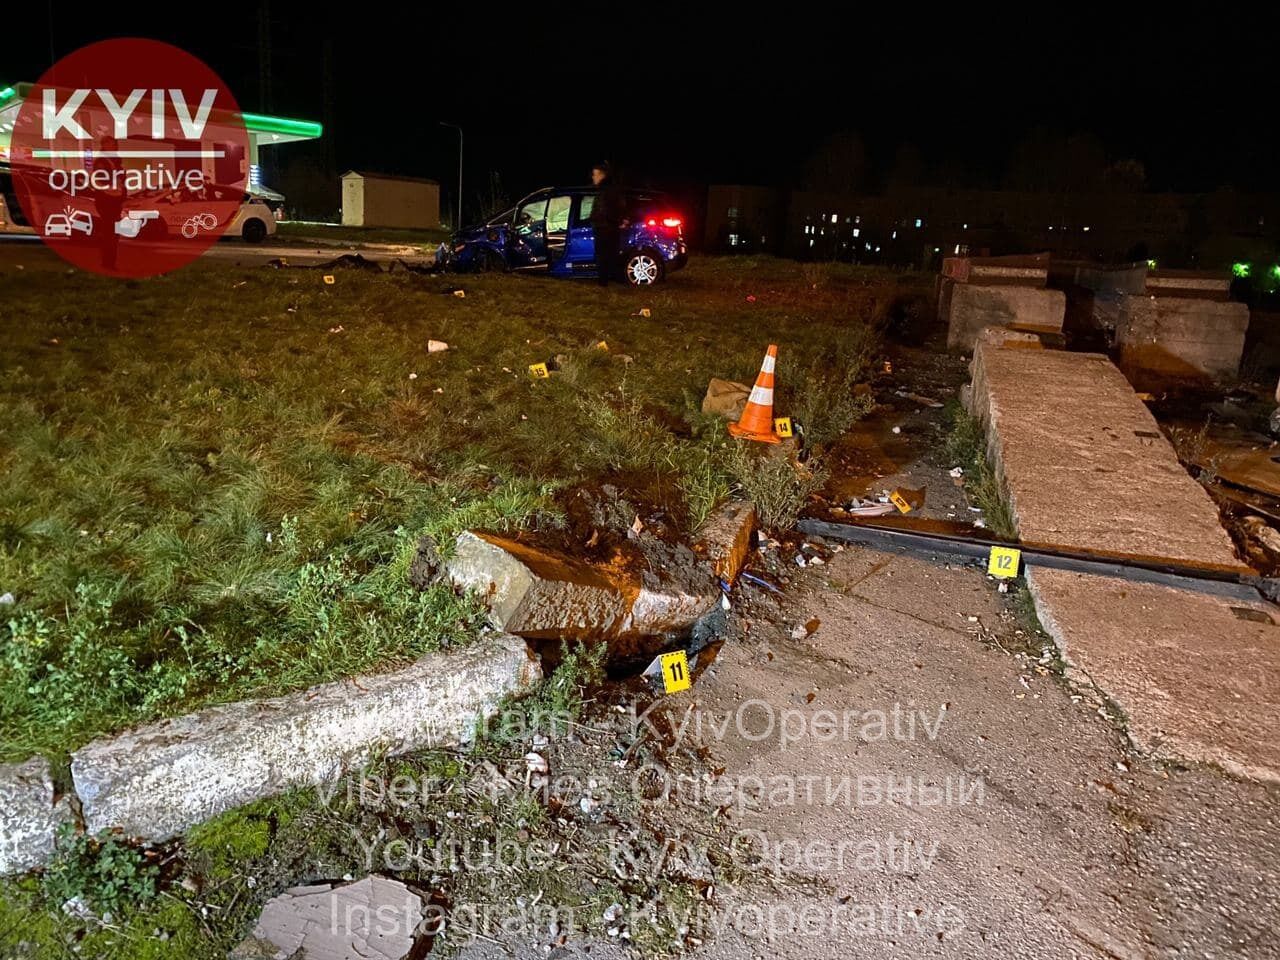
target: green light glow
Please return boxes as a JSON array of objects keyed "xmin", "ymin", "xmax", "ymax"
[
  {"xmin": 1146, "ymin": 259, "xmax": 1157, "ymax": 269},
  {"xmin": 1232, "ymin": 262, "xmax": 1251, "ymax": 278},
  {"xmin": 0, "ymin": 86, "xmax": 15, "ymax": 104},
  {"xmin": 239, "ymin": 112, "xmax": 323, "ymax": 139},
  {"xmin": 1271, "ymin": 265, "xmax": 1280, "ymax": 280}
]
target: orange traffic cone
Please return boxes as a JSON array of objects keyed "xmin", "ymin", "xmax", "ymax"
[{"xmin": 728, "ymin": 344, "xmax": 781, "ymax": 443}]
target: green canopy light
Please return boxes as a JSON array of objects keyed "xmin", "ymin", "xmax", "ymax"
[
  {"xmin": 1232, "ymin": 262, "xmax": 1251, "ymax": 278},
  {"xmin": 239, "ymin": 112, "xmax": 324, "ymax": 140}
]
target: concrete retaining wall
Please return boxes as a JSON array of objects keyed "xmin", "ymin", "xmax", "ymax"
[
  {"xmin": 1116, "ymin": 295, "xmax": 1249, "ymax": 386},
  {"xmin": 944, "ymin": 282, "xmax": 1066, "ymax": 352}
]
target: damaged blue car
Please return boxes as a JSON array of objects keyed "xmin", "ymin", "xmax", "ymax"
[{"xmin": 443, "ymin": 186, "xmax": 687, "ymax": 285}]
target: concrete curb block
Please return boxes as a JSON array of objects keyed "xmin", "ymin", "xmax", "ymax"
[
  {"xmin": 446, "ymin": 531, "xmax": 721, "ymax": 645},
  {"xmin": 0, "ymin": 757, "xmax": 75, "ymax": 876},
  {"xmin": 70, "ymin": 633, "xmax": 541, "ymax": 843},
  {"xmin": 693, "ymin": 500, "xmax": 757, "ymax": 583}
]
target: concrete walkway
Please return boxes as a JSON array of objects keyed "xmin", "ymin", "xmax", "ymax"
[{"xmin": 968, "ymin": 343, "xmax": 1280, "ymax": 781}]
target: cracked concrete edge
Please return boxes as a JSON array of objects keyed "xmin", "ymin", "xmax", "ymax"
[
  {"xmin": 0, "ymin": 756, "xmax": 76, "ymax": 876},
  {"xmin": 445, "ymin": 529, "xmax": 722, "ymax": 642},
  {"xmin": 0, "ymin": 634, "xmax": 542, "ymax": 875}
]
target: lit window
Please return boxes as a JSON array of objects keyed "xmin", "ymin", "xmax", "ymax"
[
  {"xmin": 915, "ymin": 218, "xmax": 922, "ymax": 228},
  {"xmin": 891, "ymin": 230, "xmax": 897, "ymax": 240},
  {"xmin": 729, "ymin": 233, "xmax": 739, "ymax": 246},
  {"xmin": 1083, "ymin": 226, "xmax": 1090, "ymax": 232},
  {"xmin": 809, "ymin": 238, "xmax": 814, "ymax": 248},
  {"xmin": 727, "ymin": 207, "xmax": 739, "ymax": 218},
  {"xmin": 830, "ymin": 214, "xmax": 837, "ymax": 224},
  {"xmin": 954, "ymin": 244, "xmax": 961, "ymax": 254},
  {"xmin": 852, "ymin": 228, "xmax": 860, "ymax": 238},
  {"xmin": 962, "ymin": 223, "xmax": 968, "ymax": 229}
]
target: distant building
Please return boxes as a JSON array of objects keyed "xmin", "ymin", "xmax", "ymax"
[
  {"xmin": 704, "ymin": 184, "xmax": 1280, "ymax": 271},
  {"xmin": 340, "ymin": 171, "xmax": 441, "ymax": 230}
]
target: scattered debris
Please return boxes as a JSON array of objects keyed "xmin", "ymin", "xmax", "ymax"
[
  {"xmin": 229, "ymin": 876, "xmax": 428, "ymax": 960},
  {"xmin": 701, "ymin": 377, "xmax": 751, "ymax": 420},
  {"xmin": 1243, "ymin": 516, "xmax": 1280, "ymax": 556},
  {"xmin": 427, "ymin": 339, "xmax": 449, "ymax": 353}
]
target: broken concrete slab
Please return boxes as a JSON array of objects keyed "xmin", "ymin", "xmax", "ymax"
[
  {"xmin": 944, "ymin": 283, "xmax": 1066, "ymax": 352},
  {"xmin": 72, "ymin": 633, "xmax": 540, "ymax": 842},
  {"xmin": 967, "ymin": 342, "xmax": 1245, "ymax": 569},
  {"xmin": 693, "ymin": 500, "xmax": 756, "ymax": 583},
  {"xmin": 445, "ymin": 531, "xmax": 720, "ymax": 644},
  {"xmin": 1145, "ymin": 269, "xmax": 1232, "ymax": 301},
  {"xmin": 1028, "ymin": 567, "xmax": 1280, "ymax": 782},
  {"xmin": 942, "ymin": 253, "xmax": 1051, "ymax": 287},
  {"xmin": 969, "ymin": 342, "xmax": 1280, "ymax": 781},
  {"xmin": 974, "ymin": 325, "xmax": 1045, "ymax": 350},
  {"xmin": 0, "ymin": 757, "xmax": 75, "ymax": 876},
  {"xmin": 447, "ymin": 531, "xmax": 629, "ymax": 638},
  {"xmin": 229, "ymin": 876, "xmax": 427, "ymax": 960},
  {"xmin": 701, "ymin": 377, "xmax": 751, "ymax": 420},
  {"xmin": 1116, "ymin": 295, "xmax": 1249, "ymax": 386}
]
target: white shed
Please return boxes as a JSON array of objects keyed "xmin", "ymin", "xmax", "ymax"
[{"xmin": 341, "ymin": 171, "xmax": 441, "ymax": 230}]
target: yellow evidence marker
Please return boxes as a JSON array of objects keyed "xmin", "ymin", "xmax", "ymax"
[
  {"xmin": 659, "ymin": 651, "xmax": 691, "ymax": 693},
  {"xmin": 987, "ymin": 546, "xmax": 1022, "ymax": 579}
]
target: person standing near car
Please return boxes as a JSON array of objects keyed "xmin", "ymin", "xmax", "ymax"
[{"xmin": 590, "ymin": 161, "xmax": 625, "ymax": 286}]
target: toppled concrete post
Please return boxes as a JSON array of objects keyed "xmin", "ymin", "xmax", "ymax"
[
  {"xmin": 0, "ymin": 757, "xmax": 75, "ymax": 876},
  {"xmin": 447, "ymin": 531, "xmax": 630, "ymax": 638},
  {"xmin": 72, "ymin": 633, "xmax": 540, "ymax": 842},
  {"xmin": 693, "ymin": 500, "xmax": 756, "ymax": 582},
  {"xmin": 445, "ymin": 531, "xmax": 720, "ymax": 646},
  {"xmin": 230, "ymin": 876, "xmax": 427, "ymax": 960}
]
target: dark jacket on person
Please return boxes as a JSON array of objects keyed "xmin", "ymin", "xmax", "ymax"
[{"xmin": 590, "ymin": 178, "xmax": 625, "ymax": 235}]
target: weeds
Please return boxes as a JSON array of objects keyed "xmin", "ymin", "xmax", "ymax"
[
  {"xmin": 41, "ymin": 827, "xmax": 160, "ymax": 919},
  {"xmin": 725, "ymin": 444, "xmax": 829, "ymax": 530},
  {"xmin": 943, "ymin": 403, "xmax": 1017, "ymax": 539}
]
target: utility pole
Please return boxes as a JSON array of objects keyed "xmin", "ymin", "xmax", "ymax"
[{"xmin": 439, "ymin": 121, "xmax": 462, "ymax": 229}]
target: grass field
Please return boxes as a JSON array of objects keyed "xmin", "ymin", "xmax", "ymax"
[{"xmin": 0, "ymin": 256, "xmax": 927, "ymax": 763}]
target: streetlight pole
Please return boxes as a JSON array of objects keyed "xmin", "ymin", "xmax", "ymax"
[{"xmin": 439, "ymin": 121, "xmax": 462, "ymax": 230}]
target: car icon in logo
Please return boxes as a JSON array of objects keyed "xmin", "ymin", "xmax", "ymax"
[{"xmin": 44, "ymin": 208, "xmax": 93, "ymax": 238}]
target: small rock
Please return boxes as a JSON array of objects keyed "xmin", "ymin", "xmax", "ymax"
[
  {"xmin": 428, "ymin": 339, "xmax": 449, "ymax": 353},
  {"xmin": 0, "ymin": 593, "xmax": 13, "ymax": 606}
]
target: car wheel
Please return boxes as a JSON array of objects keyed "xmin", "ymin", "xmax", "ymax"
[
  {"xmin": 242, "ymin": 218, "xmax": 267, "ymax": 244},
  {"xmin": 625, "ymin": 250, "xmax": 663, "ymax": 285}
]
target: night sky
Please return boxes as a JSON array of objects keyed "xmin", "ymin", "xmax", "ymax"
[{"xmin": 6, "ymin": 7, "xmax": 1278, "ymax": 215}]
